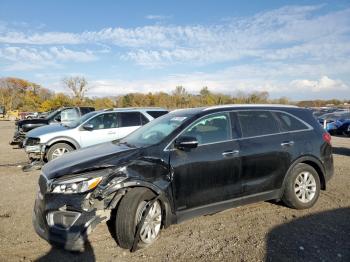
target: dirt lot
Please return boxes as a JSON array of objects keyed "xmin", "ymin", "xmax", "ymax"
[{"xmin": 0, "ymin": 121, "xmax": 349, "ymax": 262}]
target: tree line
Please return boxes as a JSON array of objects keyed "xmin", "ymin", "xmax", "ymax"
[{"xmin": 0, "ymin": 77, "xmax": 348, "ymax": 112}]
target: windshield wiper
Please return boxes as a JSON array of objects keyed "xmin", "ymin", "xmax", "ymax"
[{"xmin": 118, "ymin": 141, "xmax": 137, "ymax": 148}]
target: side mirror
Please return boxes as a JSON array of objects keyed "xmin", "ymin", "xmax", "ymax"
[
  {"xmin": 82, "ymin": 123, "xmax": 94, "ymax": 131},
  {"xmin": 174, "ymin": 136, "xmax": 198, "ymax": 150}
]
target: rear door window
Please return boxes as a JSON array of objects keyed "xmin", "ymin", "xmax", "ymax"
[
  {"xmin": 274, "ymin": 112, "xmax": 309, "ymax": 132},
  {"xmin": 118, "ymin": 112, "xmax": 142, "ymax": 127},
  {"xmin": 237, "ymin": 110, "xmax": 279, "ymax": 137}
]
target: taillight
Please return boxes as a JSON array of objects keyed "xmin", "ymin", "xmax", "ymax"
[{"xmin": 323, "ymin": 132, "xmax": 332, "ymax": 145}]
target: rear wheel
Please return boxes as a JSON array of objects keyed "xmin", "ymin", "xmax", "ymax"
[
  {"xmin": 282, "ymin": 163, "xmax": 320, "ymax": 209},
  {"xmin": 115, "ymin": 188, "xmax": 162, "ymax": 250},
  {"xmin": 46, "ymin": 143, "xmax": 74, "ymax": 161}
]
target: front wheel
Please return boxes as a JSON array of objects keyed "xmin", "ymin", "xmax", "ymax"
[
  {"xmin": 115, "ymin": 188, "xmax": 162, "ymax": 250},
  {"xmin": 282, "ymin": 163, "xmax": 321, "ymax": 209},
  {"xmin": 46, "ymin": 143, "xmax": 74, "ymax": 161}
]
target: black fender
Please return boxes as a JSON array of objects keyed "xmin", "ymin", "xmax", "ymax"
[
  {"xmin": 103, "ymin": 180, "xmax": 175, "ymax": 228},
  {"xmin": 280, "ymin": 155, "xmax": 326, "ymax": 198},
  {"xmin": 94, "ymin": 156, "xmax": 176, "ymax": 227},
  {"xmin": 46, "ymin": 136, "xmax": 81, "ymax": 150}
]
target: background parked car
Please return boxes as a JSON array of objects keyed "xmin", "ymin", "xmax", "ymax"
[
  {"xmin": 25, "ymin": 112, "xmax": 39, "ymax": 119},
  {"xmin": 11, "ymin": 106, "xmax": 95, "ymax": 146},
  {"xmin": 318, "ymin": 111, "xmax": 350, "ymax": 123},
  {"xmin": 327, "ymin": 119, "xmax": 350, "ymax": 136},
  {"xmin": 37, "ymin": 110, "xmax": 54, "ymax": 119},
  {"xmin": 24, "ymin": 107, "xmax": 168, "ymax": 162},
  {"xmin": 312, "ymin": 108, "xmax": 345, "ymax": 118}
]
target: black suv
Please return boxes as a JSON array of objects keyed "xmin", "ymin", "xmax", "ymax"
[
  {"xmin": 11, "ymin": 107, "xmax": 95, "ymax": 146},
  {"xmin": 33, "ymin": 105, "xmax": 333, "ymax": 251}
]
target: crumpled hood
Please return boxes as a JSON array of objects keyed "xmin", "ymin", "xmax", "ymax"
[
  {"xmin": 17, "ymin": 118, "xmax": 48, "ymax": 127},
  {"xmin": 27, "ymin": 123, "xmax": 69, "ymax": 138},
  {"xmin": 42, "ymin": 141, "xmax": 139, "ymax": 180}
]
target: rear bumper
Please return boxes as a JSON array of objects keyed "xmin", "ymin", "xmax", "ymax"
[{"xmin": 323, "ymin": 153, "xmax": 334, "ymax": 184}]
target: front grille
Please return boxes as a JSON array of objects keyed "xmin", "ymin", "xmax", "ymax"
[
  {"xmin": 25, "ymin": 137, "xmax": 40, "ymax": 146},
  {"xmin": 39, "ymin": 175, "xmax": 48, "ymax": 193}
]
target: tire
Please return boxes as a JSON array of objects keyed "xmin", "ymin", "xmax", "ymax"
[
  {"xmin": 282, "ymin": 163, "xmax": 321, "ymax": 209},
  {"xmin": 115, "ymin": 188, "xmax": 162, "ymax": 250},
  {"xmin": 46, "ymin": 143, "xmax": 74, "ymax": 161}
]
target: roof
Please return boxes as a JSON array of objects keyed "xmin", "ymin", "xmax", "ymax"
[
  {"xmin": 96, "ymin": 107, "xmax": 168, "ymax": 113},
  {"xmin": 111, "ymin": 107, "xmax": 167, "ymax": 111}
]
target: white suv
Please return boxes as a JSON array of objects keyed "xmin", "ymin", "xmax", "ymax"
[{"xmin": 24, "ymin": 108, "xmax": 168, "ymax": 162}]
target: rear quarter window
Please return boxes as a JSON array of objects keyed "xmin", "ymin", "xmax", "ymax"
[
  {"xmin": 146, "ymin": 111, "xmax": 168, "ymax": 119},
  {"xmin": 237, "ymin": 110, "xmax": 279, "ymax": 137},
  {"xmin": 274, "ymin": 112, "xmax": 309, "ymax": 132},
  {"xmin": 80, "ymin": 107, "xmax": 95, "ymax": 115}
]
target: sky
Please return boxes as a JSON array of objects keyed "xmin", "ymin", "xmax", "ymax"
[{"xmin": 0, "ymin": 0, "xmax": 350, "ymax": 100}]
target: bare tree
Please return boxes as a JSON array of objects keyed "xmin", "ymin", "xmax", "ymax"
[{"xmin": 62, "ymin": 76, "xmax": 88, "ymax": 103}]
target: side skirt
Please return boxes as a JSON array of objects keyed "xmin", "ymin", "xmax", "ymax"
[{"xmin": 175, "ymin": 189, "xmax": 281, "ymax": 224}]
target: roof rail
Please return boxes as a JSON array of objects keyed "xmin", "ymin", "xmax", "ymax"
[
  {"xmin": 112, "ymin": 107, "xmax": 166, "ymax": 110},
  {"xmin": 202, "ymin": 104, "xmax": 298, "ymax": 111}
]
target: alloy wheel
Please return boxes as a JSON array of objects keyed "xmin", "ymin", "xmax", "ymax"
[
  {"xmin": 294, "ymin": 171, "xmax": 317, "ymax": 203},
  {"xmin": 136, "ymin": 200, "xmax": 162, "ymax": 244},
  {"xmin": 51, "ymin": 148, "xmax": 69, "ymax": 159}
]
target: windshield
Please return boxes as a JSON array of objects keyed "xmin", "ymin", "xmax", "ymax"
[
  {"xmin": 45, "ymin": 109, "xmax": 60, "ymax": 120},
  {"xmin": 119, "ymin": 111, "xmax": 194, "ymax": 147},
  {"xmin": 66, "ymin": 111, "xmax": 98, "ymax": 128}
]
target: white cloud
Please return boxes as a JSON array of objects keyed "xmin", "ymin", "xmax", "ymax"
[
  {"xmin": 0, "ymin": 5, "xmax": 349, "ymax": 99},
  {"xmin": 145, "ymin": 15, "xmax": 171, "ymax": 20},
  {"xmin": 0, "ymin": 31, "xmax": 81, "ymax": 45},
  {"xmin": 87, "ymin": 71, "xmax": 349, "ymax": 99},
  {"xmin": 290, "ymin": 76, "xmax": 348, "ymax": 92},
  {"xmin": 1, "ymin": 5, "xmax": 349, "ymax": 63},
  {"xmin": 49, "ymin": 47, "xmax": 96, "ymax": 62},
  {"xmin": 0, "ymin": 46, "xmax": 97, "ymax": 71}
]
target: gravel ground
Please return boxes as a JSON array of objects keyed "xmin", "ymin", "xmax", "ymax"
[{"xmin": 0, "ymin": 121, "xmax": 349, "ymax": 262}]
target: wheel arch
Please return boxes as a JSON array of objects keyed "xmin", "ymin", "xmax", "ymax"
[
  {"xmin": 46, "ymin": 137, "xmax": 80, "ymax": 150},
  {"xmin": 282, "ymin": 155, "xmax": 326, "ymax": 195},
  {"xmin": 109, "ymin": 181, "xmax": 175, "ymax": 228}
]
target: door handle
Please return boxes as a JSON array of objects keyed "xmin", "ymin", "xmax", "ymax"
[
  {"xmin": 107, "ymin": 131, "xmax": 116, "ymax": 135},
  {"xmin": 281, "ymin": 141, "xmax": 294, "ymax": 147},
  {"xmin": 222, "ymin": 150, "xmax": 239, "ymax": 157}
]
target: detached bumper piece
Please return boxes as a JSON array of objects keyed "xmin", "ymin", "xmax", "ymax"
[
  {"xmin": 22, "ymin": 142, "xmax": 46, "ymax": 172},
  {"xmin": 32, "ymin": 193, "xmax": 106, "ymax": 251},
  {"xmin": 24, "ymin": 138, "xmax": 45, "ymax": 159}
]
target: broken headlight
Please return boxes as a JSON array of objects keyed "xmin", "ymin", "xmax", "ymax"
[
  {"xmin": 50, "ymin": 167, "xmax": 127, "ymax": 194},
  {"xmin": 51, "ymin": 176, "xmax": 103, "ymax": 194},
  {"xmin": 25, "ymin": 137, "xmax": 40, "ymax": 146}
]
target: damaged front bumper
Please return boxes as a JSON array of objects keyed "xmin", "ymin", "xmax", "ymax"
[
  {"xmin": 24, "ymin": 143, "xmax": 46, "ymax": 161},
  {"xmin": 10, "ymin": 130, "xmax": 26, "ymax": 146},
  {"xmin": 32, "ymin": 189, "xmax": 110, "ymax": 251}
]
